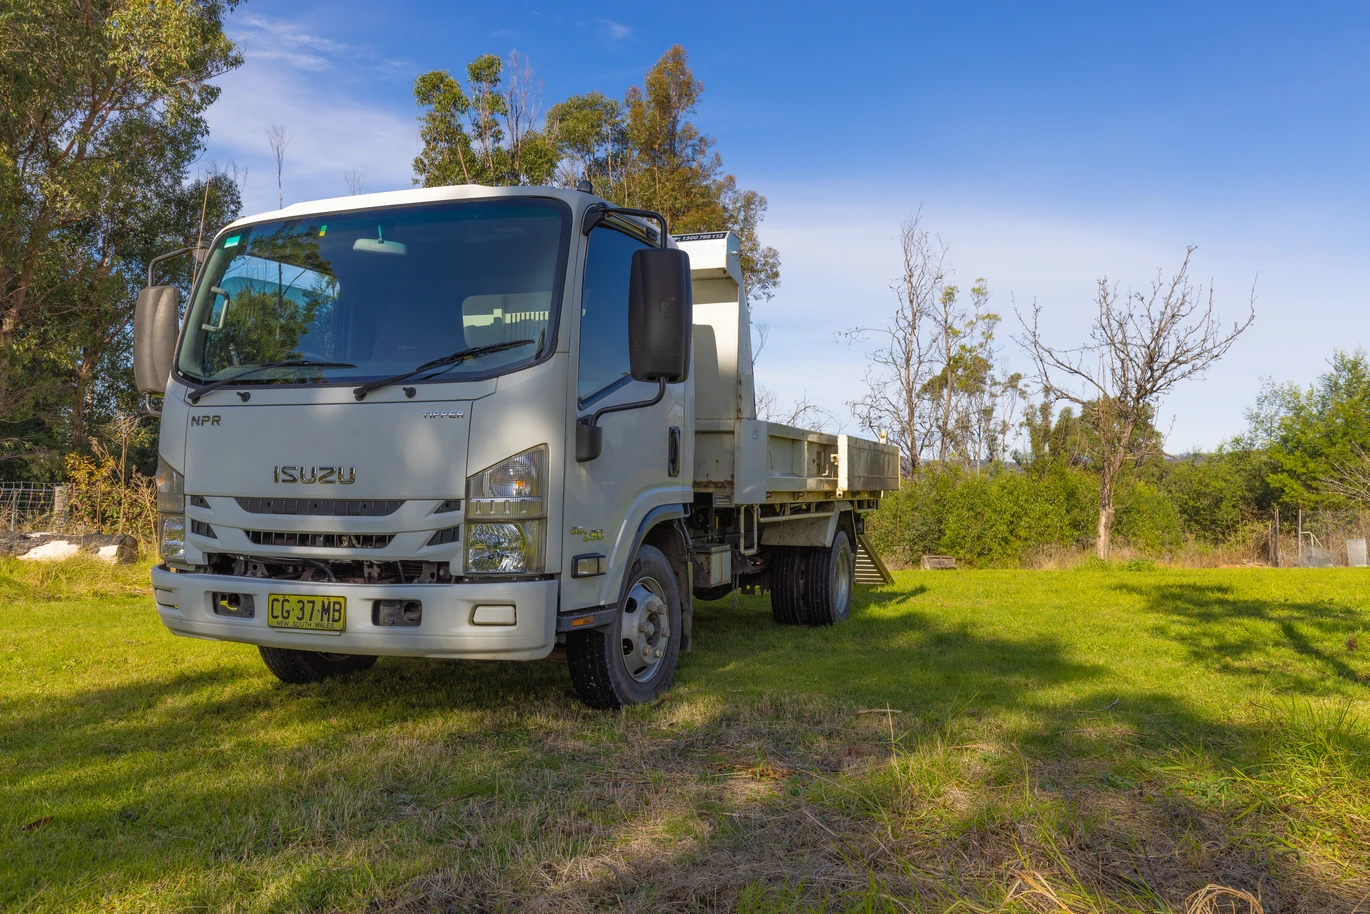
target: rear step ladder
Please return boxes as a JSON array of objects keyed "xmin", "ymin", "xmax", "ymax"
[{"xmin": 855, "ymin": 533, "xmax": 894, "ymax": 586}]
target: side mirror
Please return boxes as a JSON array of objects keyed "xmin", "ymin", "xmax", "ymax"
[
  {"xmin": 628, "ymin": 248, "xmax": 692, "ymax": 383},
  {"xmin": 134, "ymin": 285, "xmax": 181, "ymax": 395}
]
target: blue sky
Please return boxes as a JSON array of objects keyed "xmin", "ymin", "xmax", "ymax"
[{"xmin": 202, "ymin": 1, "xmax": 1370, "ymax": 450}]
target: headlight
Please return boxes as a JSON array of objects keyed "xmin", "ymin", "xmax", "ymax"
[
  {"xmin": 465, "ymin": 447, "xmax": 547, "ymax": 575},
  {"xmin": 156, "ymin": 454, "xmax": 187, "ymax": 563},
  {"xmin": 155, "ymin": 454, "xmax": 184, "ymax": 512},
  {"xmin": 466, "ymin": 521, "xmax": 543, "ymax": 574},
  {"xmin": 159, "ymin": 514, "xmax": 186, "ymax": 563}
]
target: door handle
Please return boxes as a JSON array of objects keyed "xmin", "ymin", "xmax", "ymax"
[{"xmin": 668, "ymin": 426, "xmax": 681, "ymax": 477}]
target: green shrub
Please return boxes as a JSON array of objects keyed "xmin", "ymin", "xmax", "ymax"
[
  {"xmin": 866, "ymin": 465, "xmax": 1097, "ymax": 567},
  {"xmin": 1154, "ymin": 452, "xmax": 1270, "ymax": 545},
  {"xmin": 1114, "ymin": 480, "xmax": 1184, "ymax": 555}
]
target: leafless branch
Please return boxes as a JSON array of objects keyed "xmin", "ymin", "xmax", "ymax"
[
  {"xmin": 1015, "ymin": 247, "xmax": 1256, "ymax": 558},
  {"xmin": 265, "ymin": 124, "xmax": 292, "ymax": 208}
]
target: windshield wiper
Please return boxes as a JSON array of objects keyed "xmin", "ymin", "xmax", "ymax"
[
  {"xmin": 353, "ymin": 339, "xmax": 537, "ymax": 401},
  {"xmin": 186, "ymin": 360, "xmax": 357, "ymax": 404}
]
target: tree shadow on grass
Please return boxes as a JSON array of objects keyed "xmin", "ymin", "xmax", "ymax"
[
  {"xmin": 680, "ymin": 585, "xmax": 1097, "ymax": 716},
  {"xmin": 1114, "ymin": 579, "xmax": 1370, "ymax": 693},
  {"xmin": 396, "ymin": 602, "xmax": 1370, "ymax": 914},
  {"xmin": 6, "ymin": 578, "xmax": 1370, "ymax": 912}
]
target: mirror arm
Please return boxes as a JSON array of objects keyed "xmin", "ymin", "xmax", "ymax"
[
  {"xmin": 146, "ymin": 246, "xmax": 199, "ymax": 287},
  {"xmin": 142, "ymin": 393, "xmax": 163, "ymax": 419},
  {"xmin": 576, "ymin": 379, "xmax": 666, "ymax": 462}
]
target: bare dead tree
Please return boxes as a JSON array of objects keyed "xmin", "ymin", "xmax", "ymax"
[
  {"xmin": 750, "ymin": 321, "xmax": 838, "ymax": 427},
  {"xmin": 503, "ymin": 50, "xmax": 543, "ymax": 181},
  {"xmin": 1319, "ymin": 446, "xmax": 1370, "ymax": 506},
  {"xmin": 841, "ymin": 212, "xmax": 947, "ymax": 475},
  {"xmin": 1017, "ymin": 246, "xmax": 1255, "ymax": 560},
  {"xmin": 343, "ymin": 170, "xmax": 366, "ymax": 195},
  {"xmin": 750, "ymin": 321, "xmax": 769, "ymax": 368},
  {"xmin": 265, "ymin": 124, "xmax": 292, "ymax": 208},
  {"xmin": 930, "ymin": 282, "xmax": 971, "ymax": 465},
  {"xmin": 755, "ymin": 384, "xmax": 837, "ymax": 428}
]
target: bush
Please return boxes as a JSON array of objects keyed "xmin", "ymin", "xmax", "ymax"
[
  {"xmin": 64, "ymin": 442, "xmax": 157, "ymax": 542},
  {"xmin": 865, "ymin": 456, "xmax": 1275, "ymax": 567},
  {"xmin": 1153, "ymin": 452, "xmax": 1270, "ymax": 545},
  {"xmin": 1114, "ymin": 480, "xmax": 1183, "ymax": 554},
  {"xmin": 866, "ymin": 465, "xmax": 1098, "ymax": 568}
]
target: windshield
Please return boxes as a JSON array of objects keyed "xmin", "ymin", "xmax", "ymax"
[{"xmin": 177, "ymin": 198, "xmax": 568, "ymax": 386}]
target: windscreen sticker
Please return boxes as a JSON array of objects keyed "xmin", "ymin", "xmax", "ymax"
[
  {"xmin": 319, "ymin": 225, "xmax": 327, "ymax": 237},
  {"xmin": 223, "ymin": 235, "xmax": 241, "ymax": 248}
]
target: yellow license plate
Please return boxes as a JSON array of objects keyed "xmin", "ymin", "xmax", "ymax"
[{"xmin": 266, "ymin": 594, "xmax": 346, "ymax": 632}]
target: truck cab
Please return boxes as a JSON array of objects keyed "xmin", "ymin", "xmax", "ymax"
[{"xmin": 136, "ymin": 184, "xmax": 897, "ymax": 708}]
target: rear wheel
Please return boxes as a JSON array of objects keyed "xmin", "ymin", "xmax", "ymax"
[
  {"xmin": 567, "ymin": 544, "xmax": 682, "ymax": 709},
  {"xmin": 258, "ymin": 646, "xmax": 377, "ymax": 684},
  {"xmin": 769, "ymin": 547, "xmax": 808, "ymax": 625},
  {"xmin": 803, "ymin": 530, "xmax": 853, "ymax": 626}
]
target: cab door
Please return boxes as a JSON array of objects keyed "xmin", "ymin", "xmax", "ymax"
[{"xmin": 560, "ymin": 223, "xmax": 689, "ymax": 611}]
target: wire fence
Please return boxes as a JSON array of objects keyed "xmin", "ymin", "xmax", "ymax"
[
  {"xmin": 1268, "ymin": 508, "xmax": 1370, "ymax": 567},
  {"xmin": 0, "ymin": 483, "xmax": 65, "ymax": 531}
]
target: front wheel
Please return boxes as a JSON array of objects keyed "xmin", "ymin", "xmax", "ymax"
[
  {"xmin": 258, "ymin": 646, "xmax": 377, "ymax": 684},
  {"xmin": 567, "ymin": 544, "xmax": 682, "ymax": 709}
]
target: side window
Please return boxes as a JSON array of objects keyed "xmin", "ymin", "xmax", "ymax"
[{"xmin": 578, "ymin": 227, "xmax": 651, "ymax": 401}]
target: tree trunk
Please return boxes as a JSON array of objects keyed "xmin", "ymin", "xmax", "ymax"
[
  {"xmin": 70, "ymin": 388, "xmax": 88, "ymax": 451},
  {"xmin": 1096, "ymin": 504, "xmax": 1114, "ymax": 561}
]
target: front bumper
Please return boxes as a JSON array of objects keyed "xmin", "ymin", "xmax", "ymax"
[{"xmin": 149, "ymin": 565, "xmax": 558, "ymax": 660}]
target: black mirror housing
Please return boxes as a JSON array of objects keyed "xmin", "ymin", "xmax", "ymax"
[
  {"xmin": 134, "ymin": 285, "xmax": 180, "ymax": 395},
  {"xmin": 628, "ymin": 248, "xmax": 691, "ymax": 383}
]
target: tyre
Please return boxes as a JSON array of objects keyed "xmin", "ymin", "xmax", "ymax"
[
  {"xmin": 258, "ymin": 646, "xmax": 378, "ymax": 684},
  {"xmin": 567, "ymin": 544, "xmax": 682, "ymax": 709},
  {"xmin": 769, "ymin": 546, "xmax": 808, "ymax": 625},
  {"xmin": 803, "ymin": 530, "xmax": 853, "ymax": 626}
]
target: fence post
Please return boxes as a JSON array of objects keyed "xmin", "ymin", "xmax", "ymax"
[
  {"xmin": 1272, "ymin": 506, "xmax": 1280, "ymax": 568},
  {"xmin": 52, "ymin": 485, "xmax": 69, "ymax": 527}
]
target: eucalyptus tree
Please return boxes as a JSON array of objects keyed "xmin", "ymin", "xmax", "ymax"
[
  {"xmin": 0, "ymin": 0, "xmax": 240, "ymax": 470},
  {"xmin": 416, "ymin": 46, "xmax": 780, "ymax": 304}
]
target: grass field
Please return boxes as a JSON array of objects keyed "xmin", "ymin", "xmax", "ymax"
[{"xmin": 2, "ymin": 558, "xmax": 1369, "ymax": 913}]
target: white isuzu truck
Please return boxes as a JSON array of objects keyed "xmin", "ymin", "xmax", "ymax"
[{"xmin": 133, "ymin": 184, "xmax": 898, "ymax": 708}]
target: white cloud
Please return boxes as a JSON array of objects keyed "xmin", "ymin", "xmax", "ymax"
[
  {"xmin": 599, "ymin": 19, "xmax": 633, "ymax": 41},
  {"xmin": 228, "ymin": 14, "xmax": 414, "ymax": 78},
  {"xmin": 203, "ymin": 17, "xmax": 420, "ymax": 214}
]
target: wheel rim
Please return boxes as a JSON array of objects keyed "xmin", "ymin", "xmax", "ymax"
[
  {"xmin": 835, "ymin": 545, "xmax": 852, "ymax": 614},
  {"xmin": 619, "ymin": 575, "xmax": 670, "ymax": 683}
]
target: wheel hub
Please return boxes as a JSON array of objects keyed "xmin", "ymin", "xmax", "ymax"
[
  {"xmin": 620, "ymin": 576, "xmax": 670, "ymax": 682},
  {"xmin": 835, "ymin": 545, "xmax": 852, "ymax": 613}
]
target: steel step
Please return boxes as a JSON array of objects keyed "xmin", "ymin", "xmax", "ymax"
[{"xmin": 854, "ymin": 533, "xmax": 894, "ymax": 586}]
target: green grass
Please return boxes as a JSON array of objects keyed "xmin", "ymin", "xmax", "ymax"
[{"xmin": 2, "ymin": 558, "xmax": 1369, "ymax": 913}]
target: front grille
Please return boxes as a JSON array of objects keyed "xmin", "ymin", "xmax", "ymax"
[
  {"xmin": 236, "ymin": 497, "xmax": 403, "ymax": 517},
  {"xmin": 427, "ymin": 526, "xmax": 461, "ymax": 546},
  {"xmin": 246, "ymin": 530, "xmax": 393, "ymax": 549},
  {"xmin": 190, "ymin": 520, "xmax": 217, "ymax": 538}
]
